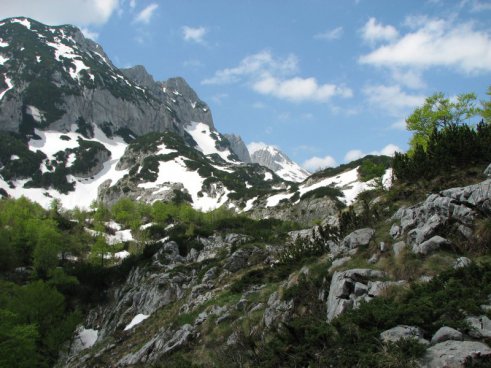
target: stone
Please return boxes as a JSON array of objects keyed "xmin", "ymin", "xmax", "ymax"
[
  {"xmin": 421, "ymin": 340, "xmax": 491, "ymax": 368},
  {"xmin": 393, "ymin": 241, "xmax": 407, "ymax": 257},
  {"xmin": 484, "ymin": 163, "xmax": 491, "ymax": 177},
  {"xmin": 367, "ymin": 280, "xmax": 407, "ymax": 297},
  {"xmin": 326, "ymin": 268, "xmax": 385, "ymax": 321},
  {"xmin": 380, "ymin": 242, "xmax": 389, "ymax": 252},
  {"xmin": 380, "ymin": 325, "xmax": 428, "ymax": 345},
  {"xmin": 430, "ymin": 326, "xmax": 463, "ymax": 345},
  {"xmin": 466, "ymin": 315, "xmax": 491, "ymax": 338},
  {"xmin": 328, "ymin": 256, "xmax": 351, "ymax": 273},
  {"xmin": 263, "ymin": 292, "xmax": 294, "ymax": 328},
  {"xmin": 390, "ymin": 224, "xmax": 401, "ymax": 239},
  {"xmin": 412, "ymin": 235, "xmax": 451, "ymax": 255},
  {"xmin": 453, "ymin": 257, "xmax": 471, "ymax": 269},
  {"xmin": 236, "ymin": 299, "xmax": 248, "ymax": 311},
  {"xmin": 367, "ymin": 254, "xmax": 379, "ymax": 264},
  {"xmin": 201, "ymin": 266, "xmax": 218, "ymax": 284},
  {"xmin": 341, "ymin": 228, "xmax": 375, "ymax": 249}
]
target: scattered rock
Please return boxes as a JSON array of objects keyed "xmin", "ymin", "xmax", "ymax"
[
  {"xmin": 380, "ymin": 325, "xmax": 428, "ymax": 345},
  {"xmin": 390, "ymin": 224, "xmax": 401, "ymax": 239},
  {"xmin": 412, "ymin": 235, "xmax": 451, "ymax": 255},
  {"xmin": 367, "ymin": 254, "xmax": 378, "ymax": 264},
  {"xmin": 263, "ymin": 292, "xmax": 294, "ymax": 328},
  {"xmin": 328, "ymin": 256, "xmax": 351, "ymax": 273},
  {"xmin": 421, "ymin": 340, "xmax": 491, "ymax": 368},
  {"xmin": 453, "ymin": 257, "xmax": 471, "ymax": 269},
  {"xmin": 341, "ymin": 228, "xmax": 375, "ymax": 250},
  {"xmin": 379, "ymin": 242, "xmax": 389, "ymax": 253},
  {"xmin": 430, "ymin": 326, "xmax": 463, "ymax": 345},
  {"xmin": 484, "ymin": 163, "xmax": 491, "ymax": 177},
  {"xmin": 466, "ymin": 315, "xmax": 491, "ymax": 338}
]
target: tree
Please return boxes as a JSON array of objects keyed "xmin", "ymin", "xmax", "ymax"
[
  {"xmin": 481, "ymin": 86, "xmax": 491, "ymax": 125},
  {"xmin": 406, "ymin": 92, "xmax": 479, "ymax": 153},
  {"xmin": 33, "ymin": 221, "xmax": 63, "ymax": 277}
]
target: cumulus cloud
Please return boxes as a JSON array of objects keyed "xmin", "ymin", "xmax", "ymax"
[
  {"xmin": 344, "ymin": 144, "xmax": 402, "ymax": 163},
  {"xmin": 361, "ymin": 17, "xmax": 399, "ymax": 43},
  {"xmin": 253, "ymin": 75, "xmax": 352, "ymax": 103},
  {"xmin": 359, "ymin": 17, "xmax": 491, "ymax": 73},
  {"xmin": 302, "ymin": 155, "xmax": 337, "ymax": 172},
  {"xmin": 202, "ymin": 51, "xmax": 298, "ymax": 85},
  {"xmin": 314, "ymin": 26, "xmax": 344, "ymax": 41},
  {"xmin": 134, "ymin": 3, "xmax": 158, "ymax": 24},
  {"xmin": 203, "ymin": 50, "xmax": 352, "ymax": 103},
  {"xmin": 182, "ymin": 26, "xmax": 207, "ymax": 44},
  {"xmin": 363, "ymin": 84, "xmax": 425, "ymax": 116},
  {"xmin": 0, "ymin": 0, "xmax": 119, "ymax": 26}
]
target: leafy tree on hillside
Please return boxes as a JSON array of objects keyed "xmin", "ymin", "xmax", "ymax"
[
  {"xmin": 406, "ymin": 92, "xmax": 479, "ymax": 153},
  {"xmin": 482, "ymin": 86, "xmax": 491, "ymax": 125}
]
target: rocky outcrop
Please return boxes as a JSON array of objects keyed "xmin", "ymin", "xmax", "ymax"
[
  {"xmin": 421, "ymin": 340, "xmax": 491, "ymax": 368},
  {"xmin": 224, "ymin": 134, "xmax": 251, "ymax": 163},
  {"xmin": 326, "ymin": 268, "xmax": 388, "ymax": 321},
  {"xmin": 391, "ymin": 178, "xmax": 491, "ymax": 253}
]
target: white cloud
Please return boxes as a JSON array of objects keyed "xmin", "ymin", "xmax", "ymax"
[
  {"xmin": 314, "ymin": 26, "xmax": 344, "ymax": 40},
  {"xmin": 80, "ymin": 27, "xmax": 99, "ymax": 41},
  {"xmin": 203, "ymin": 50, "xmax": 352, "ymax": 103},
  {"xmin": 182, "ymin": 26, "xmax": 208, "ymax": 44},
  {"xmin": 302, "ymin": 155, "xmax": 337, "ymax": 172},
  {"xmin": 202, "ymin": 50, "xmax": 298, "ymax": 85},
  {"xmin": 360, "ymin": 18, "xmax": 491, "ymax": 73},
  {"xmin": 363, "ymin": 84, "xmax": 425, "ymax": 116},
  {"xmin": 344, "ymin": 144, "xmax": 402, "ymax": 162},
  {"xmin": 134, "ymin": 3, "xmax": 158, "ymax": 24},
  {"xmin": 390, "ymin": 68, "xmax": 426, "ymax": 89},
  {"xmin": 361, "ymin": 17, "xmax": 399, "ymax": 43},
  {"xmin": 344, "ymin": 149, "xmax": 365, "ymax": 162},
  {"xmin": 253, "ymin": 75, "xmax": 352, "ymax": 103},
  {"xmin": 0, "ymin": 0, "xmax": 119, "ymax": 26},
  {"xmin": 129, "ymin": 0, "xmax": 137, "ymax": 8}
]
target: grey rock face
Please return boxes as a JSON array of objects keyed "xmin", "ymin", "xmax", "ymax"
[
  {"xmin": 326, "ymin": 268, "xmax": 386, "ymax": 321},
  {"xmin": 118, "ymin": 324, "xmax": 194, "ymax": 365},
  {"xmin": 430, "ymin": 326, "xmax": 463, "ymax": 345},
  {"xmin": 263, "ymin": 291, "xmax": 294, "ymax": 328},
  {"xmin": 421, "ymin": 340, "xmax": 491, "ymax": 368},
  {"xmin": 224, "ymin": 134, "xmax": 251, "ymax": 163},
  {"xmin": 380, "ymin": 325, "xmax": 428, "ymax": 344},
  {"xmin": 391, "ymin": 179, "xmax": 491, "ymax": 253}
]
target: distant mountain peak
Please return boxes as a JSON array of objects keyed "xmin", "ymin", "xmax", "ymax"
[{"xmin": 247, "ymin": 141, "xmax": 310, "ymax": 182}]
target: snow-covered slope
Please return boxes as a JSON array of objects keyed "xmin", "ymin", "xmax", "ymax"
[{"xmin": 248, "ymin": 142, "xmax": 310, "ymax": 182}]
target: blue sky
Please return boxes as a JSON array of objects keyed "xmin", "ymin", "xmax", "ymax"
[{"xmin": 2, "ymin": 0, "xmax": 491, "ymax": 171}]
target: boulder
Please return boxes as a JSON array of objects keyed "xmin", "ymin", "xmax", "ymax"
[
  {"xmin": 430, "ymin": 326, "xmax": 463, "ymax": 345},
  {"xmin": 412, "ymin": 236, "xmax": 451, "ymax": 255},
  {"xmin": 421, "ymin": 340, "xmax": 491, "ymax": 368},
  {"xmin": 380, "ymin": 325, "xmax": 428, "ymax": 345},
  {"xmin": 466, "ymin": 315, "xmax": 491, "ymax": 338},
  {"xmin": 341, "ymin": 228, "xmax": 375, "ymax": 250},
  {"xmin": 485, "ymin": 163, "xmax": 491, "ymax": 177},
  {"xmin": 390, "ymin": 224, "xmax": 401, "ymax": 239},
  {"xmin": 453, "ymin": 257, "xmax": 471, "ymax": 269}
]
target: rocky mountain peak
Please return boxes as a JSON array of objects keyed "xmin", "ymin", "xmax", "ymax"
[
  {"xmin": 224, "ymin": 134, "xmax": 251, "ymax": 163},
  {"xmin": 248, "ymin": 142, "xmax": 310, "ymax": 182}
]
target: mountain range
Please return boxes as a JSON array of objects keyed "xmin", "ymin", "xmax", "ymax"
[{"xmin": 0, "ymin": 16, "xmax": 387, "ymax": 216}]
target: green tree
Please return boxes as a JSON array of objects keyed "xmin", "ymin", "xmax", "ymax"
[
  {"xmin": 406, "ymin": 92, "xmax": 479, "ymax": 153},
  {"xmin": 33, "ymin": 221, "xmax": 62, "ymax": 277},
  {"xmin": 481, "ymin": 86, "xmax": 491, "ymax": 124}
]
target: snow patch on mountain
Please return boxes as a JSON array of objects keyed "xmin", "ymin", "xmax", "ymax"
[
  {"xmin": 1, "ymin": 126, "xmax": 129, "ymax": 210},
  {"xmin": 248, "ymin": 142, "xmax": 310, "ymax": 182},
  {"xmin": 185, "ymin": 122, "xmax": 235, "ymax": 163},
  {"xmin": 0, "ymin": 75, "xmax": 13, "ymax": 101}
]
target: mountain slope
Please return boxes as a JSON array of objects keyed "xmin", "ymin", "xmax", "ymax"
[{"xmin": 248, "ymin": 142, "xmax": 310, "ymax": 182}]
